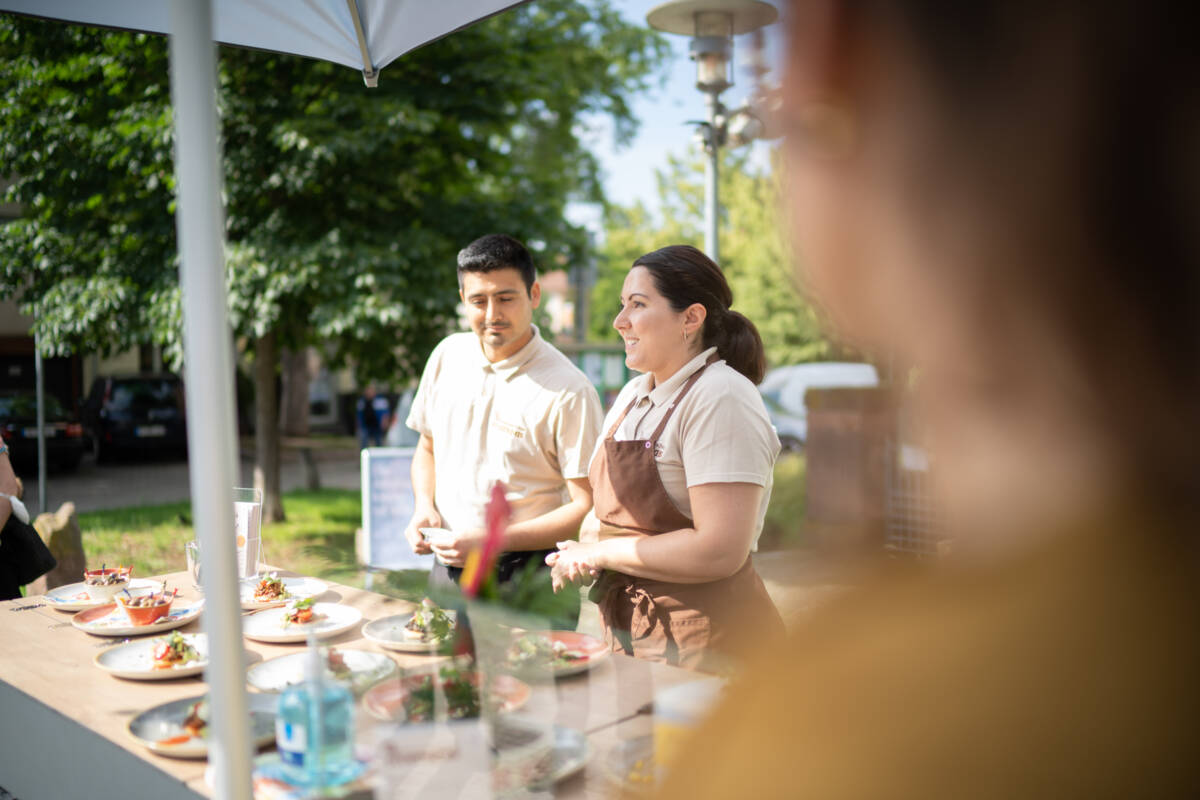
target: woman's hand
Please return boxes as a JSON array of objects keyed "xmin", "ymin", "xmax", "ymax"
[{"xmin": 547, "ymin": 540, "xmax": 602, "ymax": 592}]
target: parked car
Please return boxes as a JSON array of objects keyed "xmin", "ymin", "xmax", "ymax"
[
  {"xmin": 759, "ymin": 362, "xmax": 879, "ymax": 451},
  {"xmin": 0, "ymin": 391, "xmax": 88, "ymax": 471},
  {"xmin": 82, "ymin": 374, "xmax": 188, "ymax": 462}
]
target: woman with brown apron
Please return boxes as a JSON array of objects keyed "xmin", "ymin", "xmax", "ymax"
[{"xmin": 548, "ymin": 245, "xmax": 785, "ymax": 673}]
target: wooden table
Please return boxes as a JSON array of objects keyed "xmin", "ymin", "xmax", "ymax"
[{"xmin": 0, "ymin": 572, "xmax": 702, "ymax": 799}]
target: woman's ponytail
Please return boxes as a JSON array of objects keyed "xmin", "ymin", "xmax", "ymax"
[{"xmin": 708, "ymin": 308, "xmax": 767, "ymax": 385}]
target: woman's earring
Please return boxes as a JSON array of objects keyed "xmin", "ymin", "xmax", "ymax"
[
  {"xmin": 682, "ymin": 328, "xmax": 689, "ymax": 344},
  {"xmin": 793, "ymin": 101, "xmax": 857, "ymax": 161}
]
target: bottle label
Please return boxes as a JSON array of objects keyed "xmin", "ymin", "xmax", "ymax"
[{"xmin": 276, "ymin": 718, "xmax": 307, "ymax": 767}]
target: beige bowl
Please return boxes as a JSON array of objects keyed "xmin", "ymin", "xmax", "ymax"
[{"xmin": 83, "ymin": 568, "xmax": 132, "ymax": 602}]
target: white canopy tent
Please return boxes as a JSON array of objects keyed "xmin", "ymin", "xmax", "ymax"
[{"xmin": 0, "ymin": 2, "xmax": 527, "ymax": 797}]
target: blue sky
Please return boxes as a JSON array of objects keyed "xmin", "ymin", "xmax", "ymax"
[{"xmin": 570, "ymin": 0, "xmax": 785, "ymax": 234}]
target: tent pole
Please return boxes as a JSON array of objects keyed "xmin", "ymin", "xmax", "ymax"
[
  {"xmin": 34, "ymin": 330, "xmax": 46, "ymax": 514},
  {"xmin": 168, "ymin": 2, "xmax": 253, "ymax": 798},
  {"xmin": 345, "ymin": 0, "xmax": 379, "ymax": 86}
]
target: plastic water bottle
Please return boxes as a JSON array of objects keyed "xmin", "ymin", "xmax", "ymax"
[{"xmin": 275, "ymin": 636, "xmax": 360, "ymax": 787}]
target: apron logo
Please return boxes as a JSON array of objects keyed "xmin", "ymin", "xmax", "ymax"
[
  {"xmin": 494, "ymin": 420, "xmax": 526, "ymax": 439},
  {"xmin": 653, "ymin": 442, "xmax": 665, "ymax": 458}
]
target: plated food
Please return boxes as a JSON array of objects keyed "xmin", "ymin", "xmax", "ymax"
[
  {"xmin": 72, "ymin": 598, "xmax": 204, "ymax": 637},
  {"xmin": 361, "ymin": 599, "xmax": 458, "ymax": 653},
  {"xmin": 241, "ymin": 602, "xmax": 362, "ymax": 644},
  {"xmin": 94, "ymin": 633, "xmax": 209, "ymax": 680},
  {"xmin": 44, "ymin": 578, "xmax": 160, "ymax": 611},
  {"xmin": 154, "ymin": 630, "xmax": 202, "ymax": 669},
  {"xmin": 253, "ymin": 573, "xmax": 288, "ymax": 603},
  {"xmin": 82, "ymin": 566, "xmax": 132, "ymax": 602},
  {"xmin": 182, "ymin": 698, "xmax": 209, "ymax": 738},
  {"xmin": 117, "ymin": 586, "xmax": 177, "ymax": 626},
  {"xmin": 361, "ymin": 666, "xmax": 530, "ymax": 723},
  {"xmin": 239, "ymin": 574, "xmax": 326, "ymax": 610},
  {"xmin": 246, "ymin": 647, "xmax": 398, "ymax": 696},
  {"xmin": 127, "ymin": 693, "xmax": 276, "ymax": 759},
  {"xmin": 405, "ymin": 597, "xmax": 455, "ymax": 643},
  {"xmin": 505, "ymin": 631, "xmax": 609, "ymax": 678},
  {"xmin": 283, "ymin": 596, "xmax": 319, "ymax": 626}
]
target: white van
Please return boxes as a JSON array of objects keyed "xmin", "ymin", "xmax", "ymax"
[{"xmin": 758, "ymin": 362, "xmax": 879, "ymax": 450}]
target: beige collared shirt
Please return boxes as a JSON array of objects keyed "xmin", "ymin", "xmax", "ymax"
[
  {"xmin": 589, "ymin": 347, "xmax": 780, "ymax": 549},
  {"xmin": 407, "ymin": 326, "xmax": 603, "ymax": 535}
]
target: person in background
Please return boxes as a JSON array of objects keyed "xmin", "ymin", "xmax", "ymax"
[
  {"xmin": 1, "ymin": 441, "xmax": 33, "ymax": 599},
  {"xmin": 655, "ymin": 0, "xmax": 1199, "ymax": 796},
  {"xmin": 403, "ymin": 234, "xmax": 603, "ymax": 615},
  {"xmin": 548, "ymin": 245, "xmax": 784, "ymax": 673},
  {"xmin": 355, "ymin": 383, "xmax": 390, "ymax": 449}
]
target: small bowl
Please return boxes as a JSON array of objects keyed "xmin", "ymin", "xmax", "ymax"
[
  {"xmin": 83, "ymin": 568, "xmax": 132, "ymax": 602},
  {"xmin": 118, "ymin": 593, "xmax": 174, "ymax": 626}
]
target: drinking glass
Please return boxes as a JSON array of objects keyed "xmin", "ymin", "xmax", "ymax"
[
  {"xmin": 184, "ymin": 540, "xmax": 202, "ymax": 591},
  {"xmin": 233, "ymin": 487, "xmax": 263, "ymax": 581}
]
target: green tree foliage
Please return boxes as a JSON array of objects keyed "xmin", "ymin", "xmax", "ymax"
[
  {"xmin": 0, "ymin": 4, "xmax": 666, "ymax": 516},
  {"xmin": 0, "ymin": 4, "xmax": 666, "ymax": 374},
  {"xmin": 590, "ymin": 150, "xmax": 838, "ymax": 368}
]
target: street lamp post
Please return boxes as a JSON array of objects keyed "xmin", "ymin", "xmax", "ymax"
[{"xmin": 647, "ymin": 0, "xmax": 778, "ymax": 264}]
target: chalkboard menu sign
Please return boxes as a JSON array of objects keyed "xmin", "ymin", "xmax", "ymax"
[{"xmin": 359, "ymin": 447, "xmax": 430, "ymax": 570}]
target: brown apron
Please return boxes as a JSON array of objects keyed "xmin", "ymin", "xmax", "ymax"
[{"xmin": 589, "ymin": 355, "xmax": 784, "ymax": 672}]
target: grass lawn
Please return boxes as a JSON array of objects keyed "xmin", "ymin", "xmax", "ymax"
[
  {"xmin": 76, "ymin": 488, "xmax": 429, "ymax": 600},
  {"xmin": 74, "ymin": 452, "xmax": 807, "ymax": 595}
]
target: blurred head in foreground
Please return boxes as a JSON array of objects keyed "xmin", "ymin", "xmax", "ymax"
[
  {"xmin": 783, "ymin": 0, "xmax": 1198, "ymax": 541},
  {"xmin": 656, "ymin": 2, "xmax": 1198, "ymax": 797}
]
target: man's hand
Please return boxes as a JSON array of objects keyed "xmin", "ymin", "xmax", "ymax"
[
  {"xmin": 547, "ymin": 540, "xmax": 601, "ymax": 593},
  {"xmin": 404, "ymin": 506, "xmax": 441, "ymax": 555},
  {"xmin": 429, "ymin": 528, "xmax": 487, "ymax": 568}
]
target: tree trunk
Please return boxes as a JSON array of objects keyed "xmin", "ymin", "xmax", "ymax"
[
  {"xmin": 279, "ymin": 347, "xmax": 311, "ymax": 437},
  {"xmin": 254, "ymin": 331, "xmax": 285, "ymax": 522}
]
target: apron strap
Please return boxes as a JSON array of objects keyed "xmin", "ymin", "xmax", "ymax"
[
  {"xmin": 648, "ymin": 352, "xmax": 720, "ymax": 442},
  {"xmin": 604, "ymin": 396, "xmax": 640, "ymax": 439}
]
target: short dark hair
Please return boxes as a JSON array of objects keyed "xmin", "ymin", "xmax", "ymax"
[
  {"xmin": 633, "ymin": 245, "xmax": 767, "ymax": 384},
  {"xmin": 456, "ymin": 234, "xmax": 537, "ymax": 294}
]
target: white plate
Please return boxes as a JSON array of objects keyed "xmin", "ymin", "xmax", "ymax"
[
  {"xmin": 94, "ymin": 633, "xmax": 209, "ymax": 680},
  {"xmin": 43, "ymin": 578, "xmax": 161, "ymax": 612},
  {"xmin": 239, "ymin": 576, "xmax": 328, "ymax": 610},
  {"xmin": 505, "ymin": 631, "xmax": 610, "ymax": 680},
  {"xmin": 362, "ymin": 611, "xmax": 457, "ymax": 653},
  {"xmin": 418, "ymin": 527, "xmax": 455, "ymax": 546},
  {"xmin": 493, "ymin": 723, "xmax": 590, "ymax": 793},
  {"xmin": 246, "ymin": 648, "xmax": 398, "ymax": 695},
  {"xmin": 127, "ymin": 693, "xmax": 277, "ymax": 759},
  {"xmin": 71, "ymin": 599, "xmax": 205, "ymax": 637},
  {"xmin": 242, "ymin": 602, "xmax": 362, "ymax": 644},
  {"xmin": 534, "ymin": 725, "xmax": 590, "ymax": 788}
]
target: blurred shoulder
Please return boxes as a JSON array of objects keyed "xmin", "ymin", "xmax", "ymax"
[{"xmin": 528, "ymin": 338, "xmax": 599, "ymax": 397}]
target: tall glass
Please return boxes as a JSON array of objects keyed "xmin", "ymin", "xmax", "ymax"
[
  {"xmin": 184, "ymin": 540, "xmax": 202, "ymax": 591},
  {"xmin": 233, "ymin": 487, "xmax": 263, "ymax": 581}
]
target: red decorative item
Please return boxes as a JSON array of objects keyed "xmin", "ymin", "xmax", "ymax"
[{"xmin": 461, "ymin": 481, "xmax": 511, "ymax": 598}]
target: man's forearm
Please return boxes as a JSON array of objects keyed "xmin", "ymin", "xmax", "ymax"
[
  {"xmin": 503, "ymin": 497, "xmax": 591, "ymax": 552},
  {"xmin": 411, "ymin": 435, "xmax": 437, "ymax": 511}
]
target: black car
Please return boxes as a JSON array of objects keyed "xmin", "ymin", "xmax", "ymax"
[
  {"xmin": 0, "ymin": 391, "xmax": 88, "ymax": 471},
  {"xmin": 82, "ymin": 375, "xmax": 188, "ymax": 462}
]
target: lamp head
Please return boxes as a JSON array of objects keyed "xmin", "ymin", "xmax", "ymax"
[{"xmin": 647, "ymin": 0, "xmax": 778, "ymax": 95}]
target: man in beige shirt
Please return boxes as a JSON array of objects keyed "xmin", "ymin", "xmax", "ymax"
[{"xmin": 404, "ymin": 234, "xmax": 603, "ymax": 605}]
